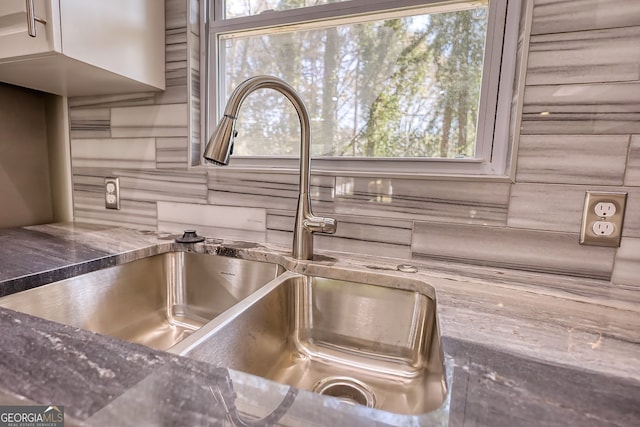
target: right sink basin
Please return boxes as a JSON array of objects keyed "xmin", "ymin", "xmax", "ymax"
[{"xmin": 177, "ymin": 273, "xmax": 447, "ymax": 415}]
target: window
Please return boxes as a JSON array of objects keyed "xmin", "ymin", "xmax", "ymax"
[{"xmin": 204, "ymin": 0, "xmax": 520, "ymax": 176}]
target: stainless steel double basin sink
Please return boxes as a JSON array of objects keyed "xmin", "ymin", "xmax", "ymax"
[{"xmin": 0, "ymin": 251, "xmax": 446, "ymax": 415}]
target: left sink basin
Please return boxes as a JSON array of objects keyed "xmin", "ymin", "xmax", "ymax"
[{"xmin": 0, "ymin": 252, "xmax": 283, "ymax": 350}]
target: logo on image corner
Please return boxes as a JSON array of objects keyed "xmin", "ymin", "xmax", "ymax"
[{"xmin": 0, "ymin": 405, "xmax": 64, "ymax": 427}]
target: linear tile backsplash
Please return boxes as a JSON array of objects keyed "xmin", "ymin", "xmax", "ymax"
[{"xmin": 68, "ymin": 0, "xmax": 640, "ymax": 303}]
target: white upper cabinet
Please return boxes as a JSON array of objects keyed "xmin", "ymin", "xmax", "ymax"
[
  {"xmin": 0, "ymin": 0, "xmax": 164, "ymax": 96},
  {"xmin": 0, "ymin": 0, "xmax": 59, "ymax": 58}
]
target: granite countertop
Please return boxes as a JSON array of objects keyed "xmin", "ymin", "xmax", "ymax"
[{"xmin": 0, "ymin": 222, "xmax": 638, "ymax": 426}]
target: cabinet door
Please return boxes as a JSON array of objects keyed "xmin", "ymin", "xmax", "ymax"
[{"xmin": 0, "ymin": 0, "xmax": 59, "ymax": 61}]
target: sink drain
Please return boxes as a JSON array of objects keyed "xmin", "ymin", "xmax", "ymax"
[{"xmin": 312, "ymin": 377, "xmax": 376, "ymax": 408}]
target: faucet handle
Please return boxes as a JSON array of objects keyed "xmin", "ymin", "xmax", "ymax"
[{"xmin": 304, "ymin": 216, "xmax": 337, "ymax": 234}]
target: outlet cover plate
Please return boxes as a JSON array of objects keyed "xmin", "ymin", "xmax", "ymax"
[
  {"xmin": 105, "ymin": 177, "xmax": 120, "ymax": 210},
  {"xmin": 580, "ymin": 191, "xmax": 626, "ymax": 247}
]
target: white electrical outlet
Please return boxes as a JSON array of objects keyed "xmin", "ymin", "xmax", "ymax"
[
  {"xmin": 105, "ymin": 177, "xmax": 120, "ymax": 210},
  {"xmin": 592, "ymin": 221, "xmax": 615, "ymax": 236},
  {"xmin": 580, "ymin": 191, "xmax": 626, "ymax": 247},
  {"xmin": 594, "ymin": 202, "xmax": 616, "ymax": 217}
]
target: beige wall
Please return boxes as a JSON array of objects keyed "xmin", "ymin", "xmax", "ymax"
[
  {"xmin": 45, "ymin": 94, "xmax": 73, "ymax": 223},
  {"xmin": 0, "ymin": 83, "xmax": 54, "ymax": 228}
]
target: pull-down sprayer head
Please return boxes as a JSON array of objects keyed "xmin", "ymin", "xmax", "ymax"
[{"xmin": 203, "ymin": 115, "xmax": 236, "ymax": 166}]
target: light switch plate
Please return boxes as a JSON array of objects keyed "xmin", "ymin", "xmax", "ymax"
[
  {"xmin": 580, "ymin": 191, "xmax": 626, "ymax": 247},
  {"xmin": 105, "ymin": 177, "xmax": 120, "ymax": 210}
]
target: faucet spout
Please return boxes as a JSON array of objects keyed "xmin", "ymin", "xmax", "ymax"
[{"xmin": 204, "ymin": 75, "xmax": 337, "ymax": 260}]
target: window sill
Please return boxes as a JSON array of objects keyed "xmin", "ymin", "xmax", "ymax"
[{"xmin": 198, "ymin": 158, "xmax": 514, "ymax": 182}]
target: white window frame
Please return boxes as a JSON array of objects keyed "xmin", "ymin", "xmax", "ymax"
[{"xmin": 202, "ymin": 0, "xmax": 521, "ymax": 178}]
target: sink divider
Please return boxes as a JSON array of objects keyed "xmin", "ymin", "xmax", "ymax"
[{"xmin": 168, "ymin": 271, "xmax": 298, "ymax": 356}]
